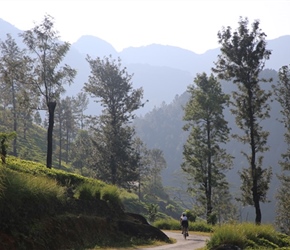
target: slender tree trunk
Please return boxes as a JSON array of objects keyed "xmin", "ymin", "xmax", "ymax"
[
  {"xmin": 12, "ymin": 81, "xmax": 17, "ymax": 157},
  {"xmin": 66, "ymin": 130, "xmax": 69, "ymax": 164},
  {"xmin": 248, "ymin": 89, "xmax": 261, "ymax": 224},
  {"xmin": 59, "ymin": 113, "xmax": 62, "ymax": 168},
  {"xmin": 47, "ymin": 101, "xmax": 56, "ymax": 168},
  {"xmin": 207, "ymin": 120, "xmax": 212, "ymax": 223},
  {"xmin": 111, "ymin": 155, "xmax": 116, "ymax": 185}
]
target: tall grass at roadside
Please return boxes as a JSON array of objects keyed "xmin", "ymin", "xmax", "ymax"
[
  {"xmin": 207, "ymin": 223, "xmax": 290, "ymax": 249},
  {"xmin": 206, "ymin": 223, "xmax": 246, "ymax": 249},
  {"xmin": 153, "ymin": 218, "xmax": 212, "ymax": 232},
  {"xmin": 153, "ymin": 218, "xmax": 181, "ymax": 230}
]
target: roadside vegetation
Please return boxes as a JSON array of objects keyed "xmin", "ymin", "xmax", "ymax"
[
  {"xmin": 207, "ymin": 223, "xmax": 290, "ymax": 250},
  {"xmin": 154, "ymin": 218, "xmax": 290, "ymax": 249},
  {"xmin": 0, "ymin": 157, "xmax": 171, "ymax": 249},
  {"xmin": 1, "ymin": 13, "xmax": 290, "ymax": 250}
]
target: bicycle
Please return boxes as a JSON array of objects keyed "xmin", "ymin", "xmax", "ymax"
[{"xmin": 182, "ymin": 225, "xmax": 189, "ymax": 239}]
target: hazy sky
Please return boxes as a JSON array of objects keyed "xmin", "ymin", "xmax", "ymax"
[{"xmin": 0, "ymin": 0, "xmax": 289, "ymax": 54}]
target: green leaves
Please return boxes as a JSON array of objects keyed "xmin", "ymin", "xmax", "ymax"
[
  {"xmin": 182, "ymin": 72, "xmax": 232, "ymax": 222},
  {"xmin": 214, "ymin": 17, "xmax": 272, "ymax": 224},
  {"xmin": 84, "ymin": 55, "xmax": 144, "ymax": 188}
]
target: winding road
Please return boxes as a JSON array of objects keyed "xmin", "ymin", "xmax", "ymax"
[{"xmin": 138, "ymin": 231, "xmax": 209, "ymax": 250}]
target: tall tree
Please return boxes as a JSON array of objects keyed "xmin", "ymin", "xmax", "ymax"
[
  {"xmin": 70, "ymin": 129, "xmax": 94, "ymax": 176},
  {"xmin": 182, "ymin": 72, "xmax": 232, "ymax": 223},
  {"xmin": 147, "ymin": 148, "xmax": 166, "ymax": 190},
  {"xmin": 273, "ymin": 65, "xmax": 290, "ymax": 233},
  {"xmin": 20, "ymin": 15, "xmax": 76, "ymax": 168},
  {"xmin": 55, "ymin": 96, "xmax": 76, "ymax": 167},
  {"xmin": 133, "ymin": 137, "xmax": 150, "ymax": 201},
  {"xmin": 0, "ymin": 34, "xmax": 30, "ymax": 156},
  {"xmin": 84, "ymin": 55, "xmax": 144, "ymax": 188},
  {"xmin": 212, "ymin": 17, "xmax": 272, "ymax": 224},
  {"xmin": 73, "ymin": 92, "xmax": 89, "ymax": 130}
]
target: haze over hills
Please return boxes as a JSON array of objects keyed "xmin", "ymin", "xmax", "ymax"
[
  {"xmin": 1, "ymin": 18, "xmax": 290, "ymax": 223},
  {"xmin": 69, "ymin": 33, "xmax": 290, "ymax": 115},
  {"xmin": 1, "ymin": 18, "xmax": 290, "ymax": 115}
]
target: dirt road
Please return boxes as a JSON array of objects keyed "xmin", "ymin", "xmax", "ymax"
[{"xmin": 137, "ymin": 231, "xmax": 209, "ymax": 250}]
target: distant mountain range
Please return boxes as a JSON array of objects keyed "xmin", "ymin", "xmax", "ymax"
[
  {"xmin": 1, "ymin": 18, "xmax": 290, "ymax": 224},
  {"xmin": 1, "ymin": 18, "xmax": 289, "ymax": 115}
]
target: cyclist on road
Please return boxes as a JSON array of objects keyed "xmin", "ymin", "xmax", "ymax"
[{"xmin": 180, "ymin": 212, "xmax": 189, "ymax": 236}]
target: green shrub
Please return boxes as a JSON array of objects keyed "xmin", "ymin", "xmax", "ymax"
[
  {"xmin": 189, "ymin": 221, "xmax": 212, "ymax": 232},
  {"xmin": 277, "ymin": 233, "xmax": 290, "ymax": 247},
  {"xmin": 207, "ymin": 212, "xmax": 217, "ymax": 225},
  {"xmin": 3, "ymin": 168, "xmax": 65, "ymax": 202},
  {"xmin": 120, "ymin": 191, "xmax": 147, "ymax": 214},
  {"xmin": 76, "ymin": 182, "xmax": 101, "ymax": 201},
  {"xmin": 101, "ymin": 185, "xmax": 121, "ymax": 207},
  {"xmin": 206, "ymin": 224, "xmax": 246, "ymax": 249},
  {"xmin": 153, "ymin": 218, "xmax": 213, "ymax": 233},
  {"xmin": 0, "ymin": 168, "xmax": 65, "ymax": 223},
  {"xmin": 77, "ymin": 184, "xmax": 94, "ymax": 200},
  {"xmin": 185, "ymin": 209, "xmax": 197, "ymax": 222},
  {"xmin": 153, "ymin": 218, "xmax": 180, "ymax": 230},
  {"xmin": 207, "ymin": 223, "xmax": 290, "ymax": 250}
]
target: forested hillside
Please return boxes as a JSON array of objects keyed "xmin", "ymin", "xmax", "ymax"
[
  {"xmin": 0, "ymin": 15, "xmax": 183, "ymax": 224},
  {"xmin": 1, "ymin": 16, "xmax": 290, "ymax": 228},
  {"xmin": 134, "ymin": 68, "xmax": 285, "ymax": 223}
]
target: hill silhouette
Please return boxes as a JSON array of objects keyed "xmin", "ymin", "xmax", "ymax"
[{"xmin": 1, "ymin": 18, "xmax": 289, "ymax": 224}]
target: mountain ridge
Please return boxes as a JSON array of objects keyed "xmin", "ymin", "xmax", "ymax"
[{"xmin": 1, "ymin": 18, "xmax": 290, "ymax": 114}]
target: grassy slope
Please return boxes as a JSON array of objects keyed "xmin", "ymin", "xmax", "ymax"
[{"xmin": 0, "ymin": 157, "xmax": 170, "ymax": 249}]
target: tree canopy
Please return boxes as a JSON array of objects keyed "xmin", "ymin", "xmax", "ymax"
[
  {"xmin": 212, "ymin": 17, "xmax": 272, "ymax": 224},
  {"xmin": 84, "ymin": 55, "xmax": 144, "ymax": 188},
  {"xmin": 20, "ymin": 14, "xmax": 76, "ymax": 168},
  {"xmin": 182, "ymin": 72, "xmax": 233, "ymax": 223}
]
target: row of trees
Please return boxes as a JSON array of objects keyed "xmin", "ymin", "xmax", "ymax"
[
  {"xmin": 0, "ymin": 14, "xmax": 168, "ymax": 196},
  {"xmin": 181, "ymin": 17, "xmax": 290, "ymax": 227},
  {"xmin": 2, "ymin": 14, "xmax": 290, "ymax": 227}
]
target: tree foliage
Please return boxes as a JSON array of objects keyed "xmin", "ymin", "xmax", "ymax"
[
  {"xmin": 182, "ymin": 72, "xmax": 232, "ymax": 223},
  {"xmin": 0, "ymin": 34, "xmax": 33, "ymax": 156},
  {"xmin": 20, "ymin": 14, "xmax": 76, "ymax": 168},
  {"xmin": 84, "ymin": 55, "xmax": 144, "ymax": 188},
  {"xmin": 70, "ymin": 129, "xmax": 94, "ymax": 177},
  {"xmin": 0, "ymin": 132, "xmax": 16, "ymax": 164},
  {"xmin": 274, "ymin": 65, "xmax": 290, "ymax": 233},
  {"xmin": 212, "ymin": 17, "xmax": 272, "ymax": 224}
]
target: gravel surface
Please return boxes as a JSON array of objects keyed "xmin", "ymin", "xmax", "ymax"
[{"xmin": 137, "ymin": 231, "xmax": 209, "ymax": 250}]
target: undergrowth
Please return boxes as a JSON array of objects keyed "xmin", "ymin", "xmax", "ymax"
[
  {"xmin": 206, "ymin": 223, "xmax": 290, "ymax": 249},
  {"xmin": 153, "ymin": 218, "xmax": 213, "ymax": 232}
]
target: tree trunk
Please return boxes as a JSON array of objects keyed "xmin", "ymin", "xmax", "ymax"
[
  {"xmin": 66, "ymin": 129, "xmax": 69, "ymax": 164},
  {"xmin": 12, "ymin": 81, "xmax": 17, "ymax": 157},
  {"xmin": 207, "ymin": 120, "xmax": 212, "ymax": 223},
  {"xmin": 253, "ymin": 177, "xmax": 262, "ymax": 224},
  {"xmin": 59, "ymin": 113, "xmax": 62, "ymax": 168},
  {"xmin": 248, "ymin": 89, "xmax": 261, "ymax": 224},
  {"xmin": 47, "ymin": 101, "xmax": 56, "ymax": 169},
  {"xmin": 111, "ymin": 155, "xmax": 116, "ymax": 185}
]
